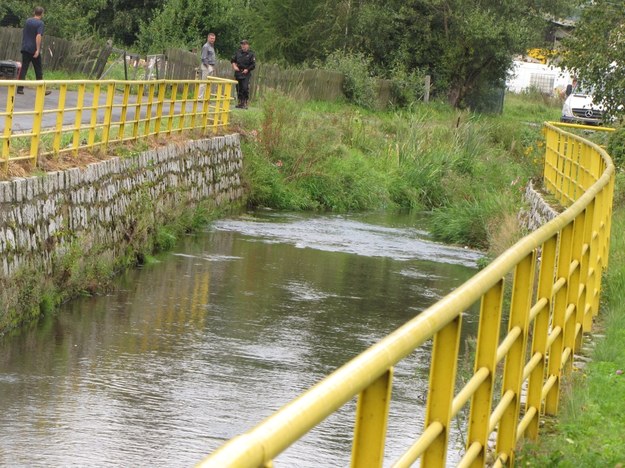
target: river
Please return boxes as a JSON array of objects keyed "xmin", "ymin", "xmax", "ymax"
[{"xmin": 0, "ymin": 210, "xmax": 482, "ymax": 467}]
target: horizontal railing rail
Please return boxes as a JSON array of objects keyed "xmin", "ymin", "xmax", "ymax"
[
  {"xmin": 198, "ymin": 121, "xmax": 614, "ymax": 467},
  {"xmin": 0, "ymin": 77, "xmax": 235, "ymax": 172}
]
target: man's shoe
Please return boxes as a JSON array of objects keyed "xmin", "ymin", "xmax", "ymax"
[
  {"xmin": 16, "ymin": 89, "xmax": 24, "ymax": 94},
  {"xmin": 45, "ymin": 90, "xmax": 51, "ymax": 96}
]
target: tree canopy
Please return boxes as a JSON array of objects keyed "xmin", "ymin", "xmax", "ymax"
[
  {"xmin": 1, "ymin": 0, "xmax": 579, "ymax": 108},
  {"xmin": 560, "ymin": 0, "xmax": 625, "ymax": 120}
]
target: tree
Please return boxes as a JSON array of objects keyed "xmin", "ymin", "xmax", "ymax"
[
  {"xmin": 388, "ymin": 0, "xmax": 578, "ymax": 108},
  {"xmin": 244, "ymin": 0, "xmax": 577, "ymax": 108},
  {"xmin": 136, "ymin": 0, "xmax": 248, "ymax": 56},
  {"xmin": 560, "ymin": 0, "xmax": 625, "ymax": 120}
]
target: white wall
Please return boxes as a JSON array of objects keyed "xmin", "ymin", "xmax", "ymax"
[{"xmin": 506, "ymin": 60, "xmax": 572, "ymax": 96}]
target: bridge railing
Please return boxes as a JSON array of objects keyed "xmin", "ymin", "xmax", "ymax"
[
  {"xmin": 0, "ymin": 78, "xmax": 235, "ymax": 172},
  {"xmin": 198, "ymin": 121, "xmax": 615, "ymax": 467}
]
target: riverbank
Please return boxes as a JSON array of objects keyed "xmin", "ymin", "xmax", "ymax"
[
  {"xmin": 230, "ymin": 91, "xmax": 560, "ymax": 252},
  {"xmin": 0, "ymin": 136, "xmax": 246, "ymax": 334},
  {"xmin": 518, "ymin": 172, "xmax": 625, "ymax": 465},
  {"xmin": 0, "ymin": 91, "xmax": 560, "ymax": 331}
]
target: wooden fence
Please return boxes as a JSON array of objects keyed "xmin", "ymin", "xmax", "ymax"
[
  {"xmin": 0, "ymin": 27, "xmax": 111, "ymax": 78},
  {"xmin": 159, "ymin": 48, "xmax": 397, "ymax": 108}
]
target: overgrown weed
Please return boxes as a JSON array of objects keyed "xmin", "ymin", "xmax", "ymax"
[{"xmin": 234, "ymin": 90, "xmax": 551, "ymax": 249}]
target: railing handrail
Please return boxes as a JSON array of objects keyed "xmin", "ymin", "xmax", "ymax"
[
  {"xmin": 0, "ymin": 77, "xmax": 238, "ymax": 85},
  {"xmin": 199, "ymin": 121, "xmax": 615, "ymax": 467}
]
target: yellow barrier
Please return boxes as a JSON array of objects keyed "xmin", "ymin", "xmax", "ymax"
[
  {"xmin": 198, "ymin": 122, "xmax": 615, "ymax": 467},
  {"xmin": 0, "ymin": 77, "xmax": 236, "ymax": 172}
]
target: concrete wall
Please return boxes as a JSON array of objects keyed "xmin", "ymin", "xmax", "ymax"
[{"xmin": 0, "ymin": 134, "xmax": 245, "ymax": 281}]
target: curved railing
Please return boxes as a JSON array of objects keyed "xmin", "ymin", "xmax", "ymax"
[
  {"xmin": 198, "ymin": 122, "xmax": 615, "ymax": 467},
  {"xmin": 0, "ymin": 78, "xmax": 235, "ymax": 172}
]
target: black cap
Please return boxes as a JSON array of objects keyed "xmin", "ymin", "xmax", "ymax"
[{"xmin": 240, "ymin": 39, "xmax": 249, "ymax": 45}]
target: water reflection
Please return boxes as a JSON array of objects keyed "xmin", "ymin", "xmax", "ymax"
[{"xmin": 0, "ymin": 211, "xmax": 482, "ymax": 467}]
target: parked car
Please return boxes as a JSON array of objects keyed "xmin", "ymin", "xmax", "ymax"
[{"xmin": 561, "ymin": 90, "xmax": 605, "ymax": 125}]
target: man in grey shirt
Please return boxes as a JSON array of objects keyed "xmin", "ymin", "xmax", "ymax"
[{"xmin": 199, "ymin": 33, "xmax": 216, "ymax": 98}]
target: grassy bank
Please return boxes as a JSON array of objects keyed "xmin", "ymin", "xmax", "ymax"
[
  {"xmin": 518, "ymin": 171, "xmax": 625, "ymax": 466},
  {"xmin": 231, "ymin": 91, "xmax": 560, "ymax": 252}
]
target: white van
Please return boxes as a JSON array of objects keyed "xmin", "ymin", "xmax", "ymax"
[{"xmin": 561, "ymin": 91, "xmax": 605, "ymax": 125}]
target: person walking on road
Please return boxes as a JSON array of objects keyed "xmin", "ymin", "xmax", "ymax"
[
  {"xmin": 231, "ymin": 40, "xmax": 256, "ymax": 109},
  {"xmin": 199, "ymin": 32, "xmax": 216, "ymax": 99},
  {"xmin": 17, "ymin": 6, "xmax": 50, "ymax": 95}
]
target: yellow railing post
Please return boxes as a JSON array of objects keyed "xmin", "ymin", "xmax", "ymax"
[
  {"xmin": 201, "ymin": 79, "xmax": 213, "ymax": 132},
  {"xmin": 422, "ymin": 315, "xmax": 462, "ymax": 467},
  {"xmin": 88, "ymin": 83, "xmax": 101, "ymax": 147},
  {"xmin": 525, "ymin": 236, "xmax": 557, "ymax": 439},
  {"xmin": 576, "ymin": 204, "xmax": 593, "ymax": 346},
  {"xmin": 179, "ymin": 82, "xmax": 191, "ymax": 133},
  {"xmin": 102, "ymin": 82, "xmax": 116, "ymax": 151},
  {"xmin": 190, "ymin": 81, "xmax": 200, "ymax": 130},
  {"xmin": 563, "ymin": 211, "xmax": 585, "ymax": 366},
  {"xmin": 350, "ymin": 368, "xmax": 393, "ymax": 468},
  {"xmin": 220, "ymin": 82, "xmax": 233, "ymax": 129},
  {"xmin": 167, "ymin": 83, "xmax": 179, "ymax": 136},
  {"xmin": 144, "ymin": 82, "xmax": 156, "ymax": 136},
  {"xmin": 585, "ymin": 198, "xmax": 600, "ymax": 331},
  {"xmin": 118, "ymin": 83, "xmax": 131, "ymax": 141},
  {"xmin": 133, "ymin": 83, "xmax": 145, "ymax": 140},
  {"xmin": 496, "ymin": 252, "xmax": 536, "ymax": 465},
  {"xmin": 2, "ymin": 85, "xmax": 15, "ymax": 173},
  {"xmin": 30, "ymin": 84, "xmax": 46, "ymax": 167},
  {"xmin": 545, "ymin": 222, "xmax": 574, "ymax": 415},
  {"xmin": 52, "ymin": 84, "xmax": 68, "ymax": 154},
  {"xmin": 71, "ymin": 83, "xmax": 86, "ymax": 155},
  {"xmin": 212, "ymin": 82, "xmax": 224, "ymax": 134},
  {"xmin": 155, "ymin": 81, "xmax": 167, "ymax": 137},
  {"xmin": 466, "ymin": 279, "xmax": 504, "ymax": 467}
]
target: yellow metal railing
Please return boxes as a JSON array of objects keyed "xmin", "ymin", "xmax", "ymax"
[
  {"xmin": 0, "ymin": 77, "xmax": 235, "ymax": 172},
  {"xmin": 198, "ymin": 121, "xmax": 615, "ymax": 467}
]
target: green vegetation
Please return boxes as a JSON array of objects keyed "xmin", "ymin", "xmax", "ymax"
[
  {"xmin": 518, "ymin": 171, "xmax": 625, "ymax": 466},
  {"xmin": 233, "ymin": 91, "xmax": 558, "ymax": 250},
  {"xmin": 560, "ymin": 0, "xmax": 625, "ymax": 121},
  {"xmin": 2, "ymin": 0, "xmax": 578, "ymax": 109}
]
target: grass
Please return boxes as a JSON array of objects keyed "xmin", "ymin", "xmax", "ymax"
[
  {"xmin": 231, "ymin": 90, "xmax": 556, "ymax": 250},
  {"xmin": 517, "ymin": 171, "xmax": 625, "ymax": 467}
]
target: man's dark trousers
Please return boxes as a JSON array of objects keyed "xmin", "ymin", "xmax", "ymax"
[
  {"xmin": 17, "ymin": 51, "xmax": 43, "ymax": 92},
  {"xmin": 236, "ymin": 74, "xmax": 251, "ymax": 106}
]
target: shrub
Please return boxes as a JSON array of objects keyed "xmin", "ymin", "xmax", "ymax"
[
  {"xmin": 389, "ymin": 66, "xmax": 427, "ymax": 108},
  {"xmin": 317, "ymin": 50, "xmax": 377, "ymax": 109},
  {"xmin": 608, "ymin": 125, "xmax": 625, "ymax": 167}
]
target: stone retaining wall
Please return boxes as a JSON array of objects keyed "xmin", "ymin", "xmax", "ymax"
[
  {"xmin": 0, "ymin": 134, "xmax": 245, "ymax": 280},
  {"xmin": 521, "ymin": 179, "xmax": 560, "ymax": 232}
]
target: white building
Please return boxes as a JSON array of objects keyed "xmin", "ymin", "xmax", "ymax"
[{"xmin": 506, "ymin": 60, "xmax": 572, "ymax": 96}]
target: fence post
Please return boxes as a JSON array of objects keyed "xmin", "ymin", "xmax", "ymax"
[
  {"xmin": 421, "ymin": 315, "xmax": 462, "ymax": 467},
  {"xmin": 496, "ymin": 252, "xmax": 536, "ymax": 465},
  {"xmin": 424, "ymin": 75, "xmax": 431, "ymax": 103},
  {"xmin": 466, "ymin": 280, "xmax": 504, "ymax": 466},
  {"xmin": 351, "ymin": 368, "xmax": 393, "ymax": 468}
]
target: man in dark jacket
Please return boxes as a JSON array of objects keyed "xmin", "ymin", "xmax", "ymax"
[
  {"xmin": 17, "ymin": 6, "xmax": 51, "ymax": 95},
  {"xmin": 231, "ymin": 40, "xmax": 256, "ymax": 109}
]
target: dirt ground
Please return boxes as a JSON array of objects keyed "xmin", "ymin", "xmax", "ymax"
[{"xmin": 0, "ymin": 132, "xmax": 219, "ymax": 181}]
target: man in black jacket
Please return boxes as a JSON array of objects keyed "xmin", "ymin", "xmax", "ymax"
[{"xmin": 231, "ymin": 40, "xmax": 256, "ymax": 109}]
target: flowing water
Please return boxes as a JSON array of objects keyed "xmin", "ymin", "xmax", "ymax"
[{"xmin": 0, "ymin": 210, "xmax": 483, "ymax": 467}]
